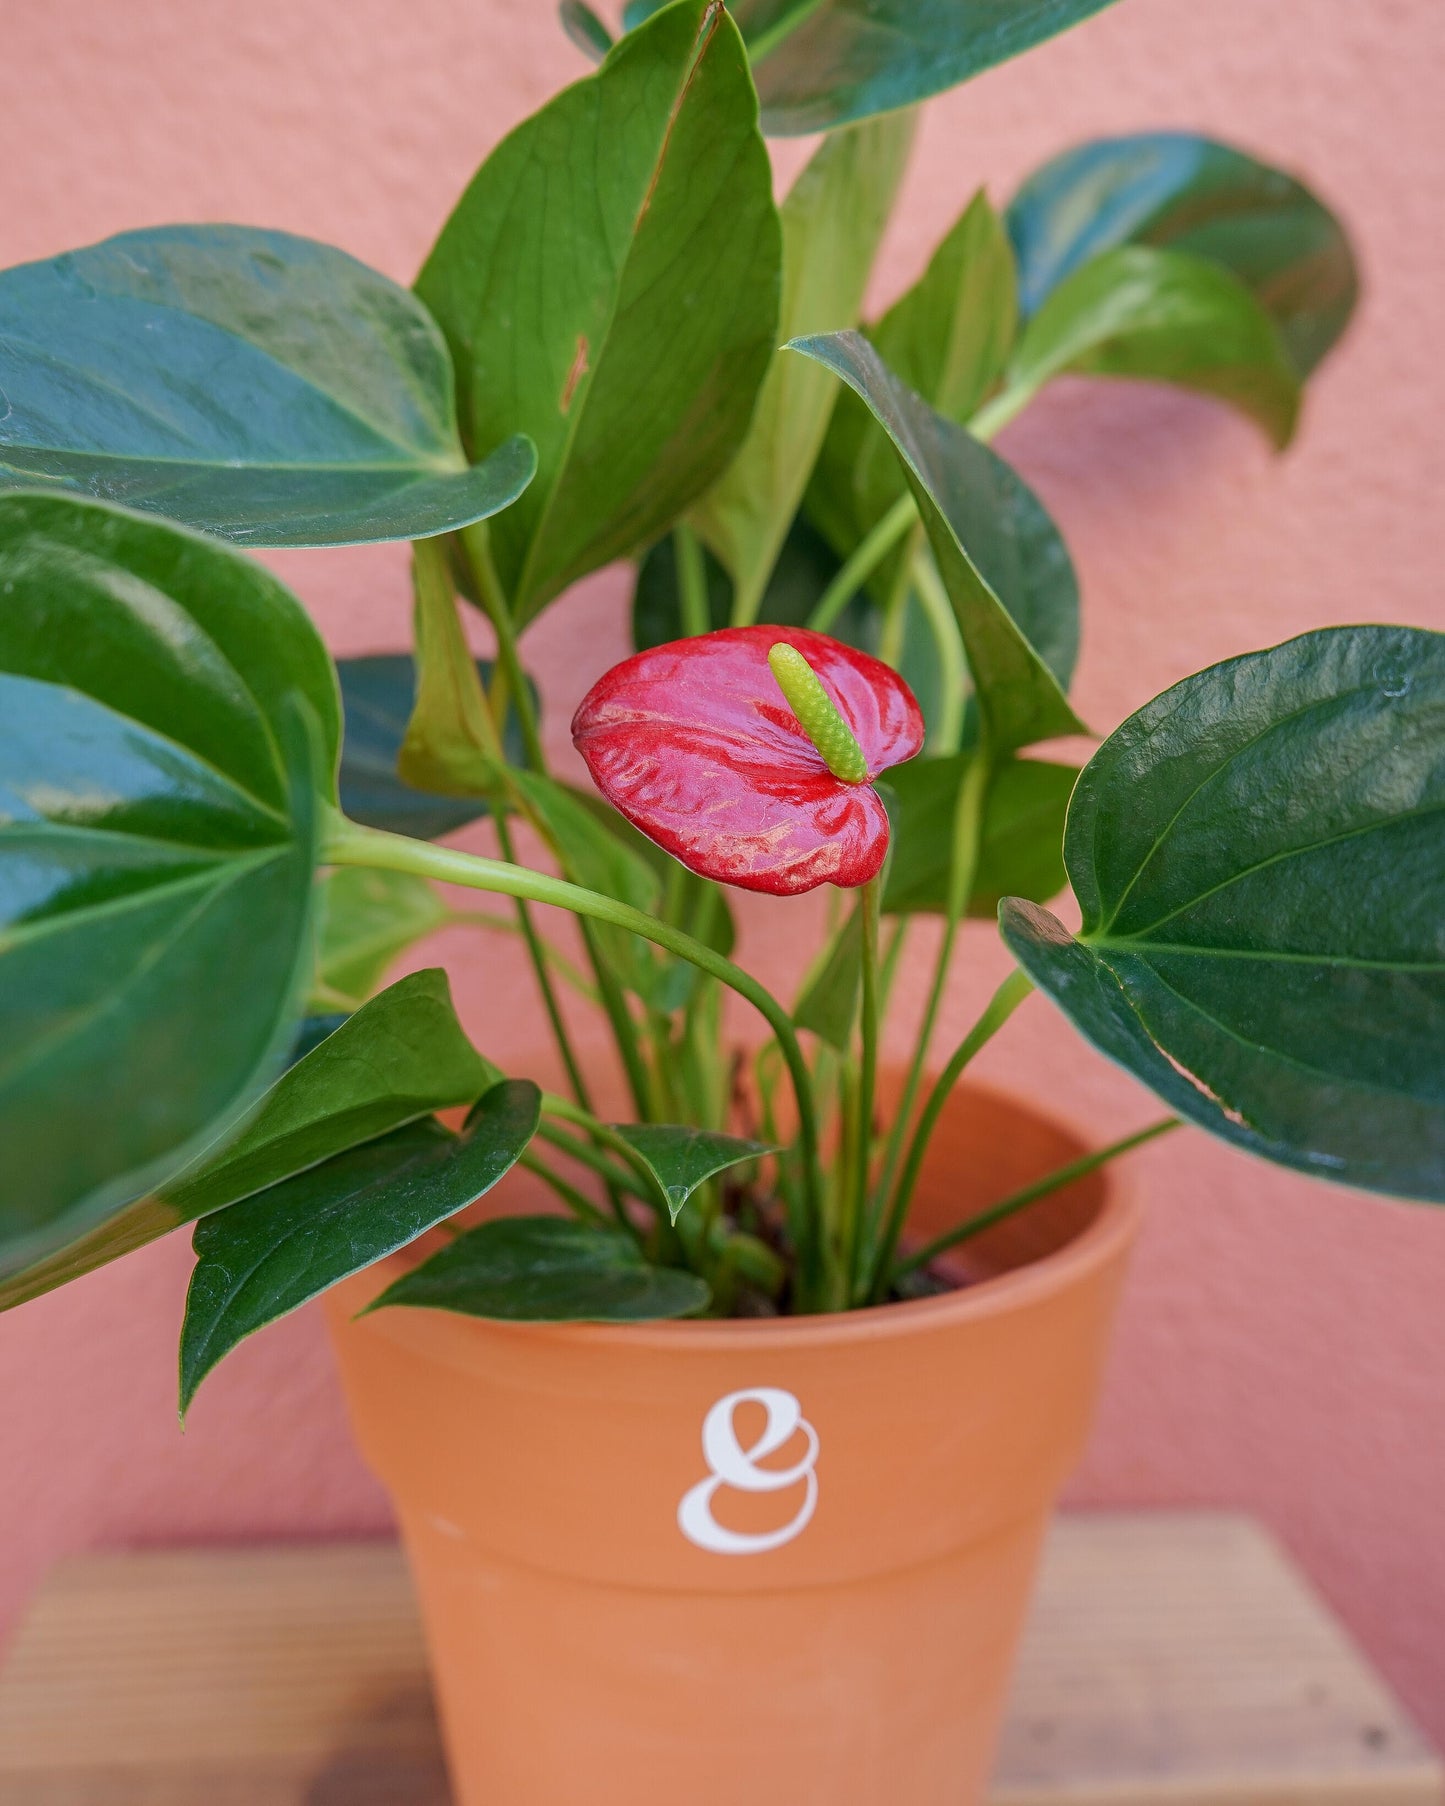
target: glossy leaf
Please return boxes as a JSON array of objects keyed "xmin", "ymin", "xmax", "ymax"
[
  {"xmin": 627, "ymin": 0, "xmax": 1124, "ymax": 136},
  {"xmin": 0, "ymin": 493, "xmax": 334, "ymax": 1275},
  {"xmin": 1001, "ymin": 626, "xmax": 1445, "ymax": 1201},
  {"xmin": 883, "ymin": 754, "xmax": 1077, "ymax": 916},
  {"xmin": 417, "ymin": 1, "xmax": 781, "ymax": 622},
  {"xmin": 560, "ymin": 0, "xmax": 613, "ymax": 59},
  {"xmin": 337, "ymin": 655, "xmax": 530, "ymax": 840},
  {"xmin": 810, "ymin": 189, "xmax": 1018, "ymax": 595},
  {"xmin": 790, "ymin": 332, "xmax": 1085, "ymax": 751},
  {"xmin": 690, "ymin": 113, "xmax": 916, "ymax": 617},
  {"xmin": 370, "ymin": 1215, "xmax": 711, "ymax": 1321},
  {"xmin": 1007, "ymin": 132, "xmax": 1359, "ymax": 377},
  {"xmin": 608, "ymin": 1124, "xmax": 773, "ymax": 1223},
  {"xmin": 310, "ymin": 869, "xmax": 451, "ymax": 1011},
  {"xmin": 794, "ymin": 905, "xmax": 864, "ymax": 1048},
  {"xmin": 0, "ymin": 226, "xmax": 536, "ymax": 546},
  {"xmin": 0, "ymin": 969, "xmax": 493, "ymax": 1312},
  {"xmin": 1008, "ymin": 246, "xmax": 1302, "ymax": 449},
  {"xmin": 180, "ymin": 1079, "xmax": 542, "ymax": 1409}
]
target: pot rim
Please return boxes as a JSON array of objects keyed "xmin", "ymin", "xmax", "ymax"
[{"xmin": 348, "ymin": 1092, "xmax": 1147, "ymax": 1357}]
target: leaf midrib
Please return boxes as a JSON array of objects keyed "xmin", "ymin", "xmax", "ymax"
[
  {"xmin": 0, "ymin": 849, "xmax": 289, "ymax": 1088},
  {"xmin": 1097, "ymin": 795, "xmax": 1445, "ymax": 943},
  {"xmin": 1092, "ymin": 671, "xmax": 1433, "ymax": 934}
]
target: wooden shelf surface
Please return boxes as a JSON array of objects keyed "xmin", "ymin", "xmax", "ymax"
[{"xmin": 0, "ymin": 1512, "xmax": 1438, "ymax": 1804}]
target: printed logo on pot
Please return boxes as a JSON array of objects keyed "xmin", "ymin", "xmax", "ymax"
[{"xmin": 678, "ymin": 1387, "xmax": 820, "ymax": 1556}]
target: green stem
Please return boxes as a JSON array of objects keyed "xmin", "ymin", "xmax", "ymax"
[
  {"xmin": 543, "ymin": 1094, "xmax": 674, "ymax": 1224},
  {"xmin": 892, "ymin": 1119, "xmax": 1180, "ymax": 1283},
  {"xmin": 968, "ymin": 380, "xmax": 1034, "ymax": 445},
  {"xmin": 457, "ymin": 526, "xmax": 659, "ymax": 1121},
  {"xmin": 535, "ymin": 1120, "xmax": 648, "ymax": 1208},
  {"xmin": 868, "ymin": 968, "xmax": 1033, "ymax": 1302},
  {"xmin": 843, "ymin": 875, "xmax": 881, "ymax": 1305},
  {"xmin": 807, "ymin": 493, "xmax": 916, "ymax": 634},
  {"xmin": 518, "ymin": 1150, "xmax": 611, "ymax": 1228},
  {"xmin": 326, "ymin": 815, "xmax": 827, "ymax": 1293},
  {"xmin": 869, "ymin": 730, "xmax": 993, "ymax": 1229},
  {"xmin": 448, "ymin": 912, "xmax": 600, "ymax": 1003},
  {"xmin": 492, "ymin": 808, "xmax": 595, "ymax": 1112},
  {"xmin": 674, "ymin": 523, "xmax": 712, "ymax": 637},
  {"xmin": 460, "ymin": 523, "xmax": 545, "ymax": 773},
  {"xmin": 912, "ymin": 555, "xmax": 968, "ymax": 755}
]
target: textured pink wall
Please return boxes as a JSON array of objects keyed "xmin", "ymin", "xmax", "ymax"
[{"xmin": 2, "ymin": 0, "xmax": 1443, "ymax": 1740}]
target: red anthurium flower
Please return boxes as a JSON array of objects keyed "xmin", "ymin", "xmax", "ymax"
[{"xmin": 571, "ymin": 626, "xmax": 924, "ymax": 896}]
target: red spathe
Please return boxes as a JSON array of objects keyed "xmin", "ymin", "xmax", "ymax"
[{"xmin": 571, "ymin": 626, "xmax": 924, "ymax": 896}]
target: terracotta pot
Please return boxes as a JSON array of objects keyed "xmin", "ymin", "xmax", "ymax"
[{"xmin": 326, "ymin": 1081, "xmax": 1141, "ymax": 1806}]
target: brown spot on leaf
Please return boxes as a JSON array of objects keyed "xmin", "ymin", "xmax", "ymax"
[{"xmin": 560, "ymin": 335, "xmax": 590, "ymax": 413}]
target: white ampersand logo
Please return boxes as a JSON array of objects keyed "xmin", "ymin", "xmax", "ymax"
[{"xmin": 678, "ymin": 1387, "xmax": 819, "ymax": 1556}]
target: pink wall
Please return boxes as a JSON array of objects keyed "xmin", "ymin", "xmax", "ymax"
[{"xmin": 2, "ymin": 0, "xmax": 1443, "ymax": 1741}]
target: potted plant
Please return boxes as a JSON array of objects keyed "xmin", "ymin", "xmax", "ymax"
[{"xmin": 0, "ymin": 2, "xmax": 1437, "ymax": 1801}]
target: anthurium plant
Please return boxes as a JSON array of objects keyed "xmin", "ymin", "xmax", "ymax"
[{"xmin": 0, "ymin": 0, "xmax": 1439, "ymax": 1413}]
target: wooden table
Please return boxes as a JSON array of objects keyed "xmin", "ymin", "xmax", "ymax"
[{"xmin": 0, "ymin": 1513, "xmax": 1438, "ymax": 1804}]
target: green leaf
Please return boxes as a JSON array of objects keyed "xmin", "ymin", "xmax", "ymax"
[
  {"xmin": 338, "ymin": 655, "xmax": 531, "ymax": 840},
  {"xmin": 311, "ymin": 869, "xmax": 451, "ymax": 1011},
  {"xmin": 1008, "ymin": 246, "xmax": 1302, "ymax": 449},
  {"xmin": 1001, "ymin": 626, "xmax": 1445, "ymax": 1202},
  {"xmin": 560, "ymin": 0, "xmax": 613, "ymax": 60},
  {"xmin": 1006, "ymin": 132, "xmax": 1359, "ymax": 378},
  {"xmin": 0, "ymin": 968, "xmax": 494, "ymax": 1312},
  {"xmin": 809, "ymin": 189, "xmax": 1018, "ymax": 594},
  {"xmin": 633, "ymin": 512, "xmax": 873, "ymax": 652},
  {"xmin": 370, "ymin": 1216, "xmax": 711, "ymax": 1322},
  {"xmin": 0, "ymin": 226, "xmax": 536, "ymax": 546},
  {"xmin": 789, "ymin": 331, "xmax": 1085, "ymax": 751},
  {"xmin": 883, "ymin": 754, "xmax": 1077, "ymax": 916},
  {"xmin": 794, "ymin": 904, "xmax": 864, "ymax": 1048},
  {"xmin": 180, "ymin": 1079, "xmax": 542, "ymax": 1410},
  {"xmin": 608, "ymin": 1124, "xmax": 773, "ymax": 1223},
  {"xmin": 689, "ymin": 113, "xmax": 916, "ymax": 618},
  {"xmin": 628, "ymin": 0, "xmax": 1124, "ymax": 136},
  {"xmin": 416, "ymin": 1, "xmax": 782, "ymax": 623},
  {"xmin": 0, "ymin": 493, "xmax": 334, "ymax": 1275}
]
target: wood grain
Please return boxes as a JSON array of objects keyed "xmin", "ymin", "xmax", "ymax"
[{"xmin": 0, "ymin": 1514, "xmax": 1437, "ymax": 1804}]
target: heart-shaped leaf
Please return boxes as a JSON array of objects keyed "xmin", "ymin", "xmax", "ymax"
[
  {"xmin": 790, "ymin": 332, "xmax": 1085, "ymax": 752},
  {"xmin": 0, "ymin": 493, "xmax": 336, "ymax": 1275},
  {"xmin": 1008, "ymin": 245, "xmax": 1302, "ymax": 449},
  {"xmin": 337, "ymin": 654, "xmax": 532, "ymax": 839},
  {"xmin": 0, "ymin": 226, "xmax": 536, "ymax": 546},
  {"xmin": 1001, "ymin": 626, "xmax": 1445, "ymax": 1201},
  {"xmin": 311, "ymin": 868, "xmax": 451, "ymax": 1011},
  {"xmin": 180, "ymin": 1078, "xmax": 542, "ymax": 1410},
  {"xmin": 0, "ymin": 969, "xmax": 492, "ymax": 1312},
  {"xmin": 608, "ymin": 1124, "xmax": 773, "ymax": 1223},
  {"xmin": 883, "ymin": 754, "xmax": 1077, "ymax": 916},
  {"xmin": 689, "ymin": 112, "xmax": 916, "ymax": 619},
  {"xmin": 370, "ymin": 1215, "xmax": 711, "ymax": 1321},
  {"xmin": 624, "ymin": 0, "xmax": 1123, "ymax": 136},
  {"xmin": 1007, "ymin": 132, "xmax": 1359, "ymax": 378},
  {"xmin": 417, "ymin": 1, "xmax": 781, "ymax": 623},
  {"xmin": 809, "ymin": 189, "xmax": 1018, "ymax": 601}
]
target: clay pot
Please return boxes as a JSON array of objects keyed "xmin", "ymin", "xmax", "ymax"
[{"xmin": 326, "ymin": 1082, "xmax": 1141, "ymax": 1806}]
